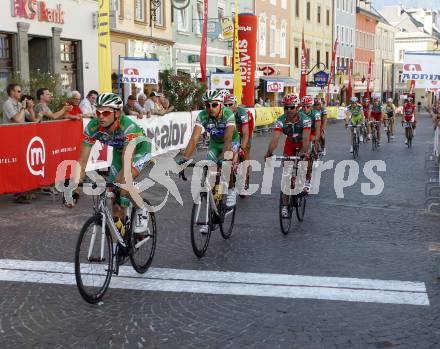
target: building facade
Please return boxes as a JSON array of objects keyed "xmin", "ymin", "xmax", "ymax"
[
  {"xmin": 255, "ymin": 0, "xmax": 291, "ymax": 103},
  {"xmin": 290, "ymin": 0, "xmax": 333, "ymax": 96},
  {"xmin": 0, "ymin": 0, "xmax": 99, "ymax": 94},
  {"xmin": 172, "ymin": 0, "xmax": 253, "ymax": 80},
  {"xmin": 110, "ymin": 0, "xmax": 174, "ymax": 96},
  {"xmin": 354, "ymin": 0, "xmax": 379, "ymax": 98}
]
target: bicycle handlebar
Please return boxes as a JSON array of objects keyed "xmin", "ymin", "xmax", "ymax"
[{"xmin": 272, "ymin": 155, "xmax": 302, "ymax": 161}]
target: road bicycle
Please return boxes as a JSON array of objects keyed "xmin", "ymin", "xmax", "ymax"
[
  {"xmin": 180, "ymin": 161, "xmax": 237, "ymax": 258},
  {"xmin": 275, "ymin": 155, "xmax": 307, "ymax": 235},
  {"xmin": 403, "ymin": 121, "xmax": 414, "ymax": 148},
  {"xmin": 369, "ymin": 121, "xmax": 381, "ymax": 151},
  {"xmin": 383, "ymin": 117, "xmax": 393, "ymax": 143},
  {"xmin": 348, "ymin": 124, "xmax": 361, "ymax": 159},
  {"xmin": 74, "ymin": 182, "xmax": 156, "ymax": 304}
]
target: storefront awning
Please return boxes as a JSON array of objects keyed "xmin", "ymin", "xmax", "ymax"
[{"xmin": 260, "ymin": 76, "xmax": 299, "ymax": 87}]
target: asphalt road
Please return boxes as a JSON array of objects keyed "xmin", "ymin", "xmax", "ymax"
[{"xmin": 0, "ymin": 113, "xmax": 439, "ymax": 349}]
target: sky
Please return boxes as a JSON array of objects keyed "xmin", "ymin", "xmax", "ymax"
[{"xmin": 373, "ymin": 0, "xmax": 440, "ymax": 10}]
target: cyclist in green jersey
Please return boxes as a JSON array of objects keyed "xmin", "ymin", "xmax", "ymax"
[
  {"xmin": 65, "ymin": 93, "xmax": 152, "ymax": 233},
  {"xmin": 313, "ymin": 97, "xmax": 328, "ymax": 155},
  {"xmin": 179, "ymin": 90, "xmax": 240, "ymax": 208},
  {"xmin": 383, "ymin": 98, "xmax": 396, "ymax": 139},
  {"xmin": 223, "ymin": 93, "xmax": 253, "ymax": 193},
  {"xmin": 345, "ymin": 97, "xmax": 365, "ymax": 153}
]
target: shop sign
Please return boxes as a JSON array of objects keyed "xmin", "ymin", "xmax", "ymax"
[
  {"xmin": 221, "ymin": 18, "xmax": 234, "ymax": 40},
  {"xmin": 267, "ymin": 81, "xmax": 284, "ymax": 93},
  {"xmin": 210, "ymin": 74, "xmax": 233, "ymax": 90},
  {"xmin": 313, "ymin": 71, "xmax": 329, "ymax": 87},
  {"xmin": 12, "ymin": 0, "xmax": 64, "ymax": 24}
]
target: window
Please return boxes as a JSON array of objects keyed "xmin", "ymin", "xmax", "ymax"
[
  {"xmin": 195, "ymin": 1, "xmax": 203, "ymax": 35},
  {"xmin": 177, "ymin": 6, "xmax": 189, "ymax": 32},
  {"xmin": 135, "ymin": 0, "xmax": 145, "ymax": 21},
  {"xmin": 296, "ymin": 0, "xmax": 300, "ymax": 17},
  {"xmin": 60, "ymin": 42, "xmax": 75, "ymax": 62},
  {"xmin": 270, "ymin": 16, "xmax": 276, "ymax": 57},
  {"xmin": 259, "ymin": 15, "xmax": 267, "ymax": 56},
  {"xmin": 317, "ymin": 50, "xmax": 321, "ymax": 65},
  {"xmin": 306, "ymin": 48, "xmax": 310, "ymax": 68},
  {"xmin": 350, "ymin": 29, "xmax": 353, "ymax": 45},
  {"xmin": 154, "ymin": 0, "xmax": 163, "ymax": 26},
  {"xmin": 399, "ymin": 49, "xmax": 405, "ymax": 61},
  {"xmin": 317, "ymin": 6, "xmax": 321, "ymax": 23},
  {"xmin": 280, "ymin": 21, "xmax": 287, "ymax": 58},
  {"xmin": 281, "ymin": 0, "xmax": 287, "ymax": 9},
  {"xmin": 307, "ymin": 2, "xmax": 311, "ymax": 21},
  {"xmin": 295, "ymin": 47, "xmax": 299, "ymax": 67},
  {"xmin": 337, "ymin": 25, "xmax": 340, "ymax": 40},
  {"xmin": 326, "ymin": 9, "xmax": 330, "ymax": 26},
  {"xmin": 326, "ymin": 51, "xmax": 329, "ymax": 68},
  {"xmin": 341, "ymin": 26, "xmax": 344, "ymax": 43},
  {"xmin": 337, "ymin": 0, "xmax": 340, "ymax": 10},
  {"xmin": 0, "ymin": 35, "xmax": 10, "ymax": 59}
]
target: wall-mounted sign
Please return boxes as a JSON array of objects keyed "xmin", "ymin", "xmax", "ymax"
[
  {"xmin": 267, "ymin": 81, "xmax": 284, "ymax": 93},
  {"xmin": 11, "ymin": 0, "xmax": 64, "ymax": 24},
  {"xmin": 210, "ymin": 73, "xmax": 233, "ymax": 89},
  {"xmin": 313, "ymin": 71, "xmax": 329, "ymax": 87},
  {"xmin": 221, "ymin": 18, "xmax": 234, "ymax": 40},
  {"xmin": 259, "ymin": 66, "xmax": 275, "ymax": 76}
]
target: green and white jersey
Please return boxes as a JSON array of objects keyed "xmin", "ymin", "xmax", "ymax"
[{"xmin": 195, "ymin": 107, "xmax": 240, "ymax": 144}]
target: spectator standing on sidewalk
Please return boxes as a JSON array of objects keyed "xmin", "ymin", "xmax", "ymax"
[
  {"xmin": 79, "ymin": 90, "xmax": 98, "ymax": 117},
  {"xmin": 135, "ymin": 94, "xmax": 151, "ymax": 118},
  {"xmin": 123, "ymin": 95, "xmax": 143, "ymax": 119},
  {"xmin": 146, "ymin": 91, "xmax": 166, "ymax": 116},
  {"xmin": 34, "ymin": 88, "xmax": 71, "ymax": 121}
]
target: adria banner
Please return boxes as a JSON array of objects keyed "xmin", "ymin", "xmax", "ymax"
[
  {"xmin": 122, "ymin": 58, "xmax": 159, "ymax": 84},
  {"xmin": 0, "ymin": 120, "xmax": 83, "ymax": 195},
  {"xmin": 238, "ymin": 14, "xmax": 257, "ymax": 106},
  {"xmin": 403, "ymin": 52, "xmax": 440, "ymax": 82}
]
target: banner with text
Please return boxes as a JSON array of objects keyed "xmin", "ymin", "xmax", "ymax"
[
  {"xmin": 0, "ymin": 120, "xmax": 83, "ymax": 195},
  {"xmin": 403, "ymin": 52, "xmax": 440, "ymax": 82},
  {"xmin": 122, "ymin": 58, "xmax": 160, "ymax": 85}
]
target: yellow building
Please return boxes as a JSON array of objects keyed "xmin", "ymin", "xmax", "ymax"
[{"xmin": 290, "ymin": 0, "xmax": 333, "ymax": 94}]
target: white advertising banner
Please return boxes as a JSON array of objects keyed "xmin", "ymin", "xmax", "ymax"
[
  {"xmin": 267, "ymin": 81, "xmax": 285, "ymax": 93},
  {"xmin": 415, "ymin": 80, "xmax": 440, "ymax": 89},
  {"xmin": 122, "ymin": 58, "xmax": 159, "ymax": 85},
  {"xmin": 403, "ymin": 52, "xmax": 440, "ymax": 82},
  {"xmin": 210, "ymin": 74, "xmax": 234, "ymax": 89}
]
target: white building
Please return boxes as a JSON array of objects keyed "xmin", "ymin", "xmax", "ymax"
[{"xmin": 0, "ymin": 0, "xmax": 99, "ymax": 94}]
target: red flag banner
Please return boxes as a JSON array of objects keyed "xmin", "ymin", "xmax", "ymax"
[
  {"xmin": 347, "ymin": 58, "xmax": 353, "ymax": 103},
  {"xmin": 0, "ymin": 120, "xmax": 83, "ymax": 194},
  {"xmin": 327, "ymin": 38, "xmax": 338, "ymax": 103},
  {"xmin": 238, "ymin": 14, "xmax": 258, "ymax": 106},
  {"xmin": 200, "ymin": 0, "xmax": 208, "ymax": 84},
  {"xmin": 409, "ymin": 80, "xmax": 416, "ymax": 96},
  {"xmin": 300, "ymin": 29, "xmax": 307, "ymax": 99},
  {"xmin": 366, "ymin": 58, "xmax": 372, "ymax": 99}
]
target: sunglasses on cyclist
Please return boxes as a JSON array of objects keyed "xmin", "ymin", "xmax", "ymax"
[
  {"xmin": 284, "ymin": 106, "xmax": 297, "ymax": 111},
  {"xmin": 96, "ymin": 110, "xmax": 114, "ymax": 117},
  {"xmin": 205, "ymin": 102, "xmax": 220, "ymax": 109},
  {"xmin": 224, "ymin": 103, "xmax": 234, "ymax": 107}
]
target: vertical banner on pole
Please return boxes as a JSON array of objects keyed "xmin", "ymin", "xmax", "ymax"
[
  {"xmin": 200, "ymin": 0, "xmax": 208, "ymax": 85},
  {"xmin": 98, "ymin": 0, "xmax": 112, "ymax": 92},
  {"xmin": 237, "ymin": 13, "xmax": 257, "ymax": 106},
  {"xmin": 233, "ymin": 0, "xmax": 243, "ymax": 104},
  {"xmin": 327, "ymin": 38, "xmax": 338, "ymax": 104},
  {"xmin": 366, "ymin": 58, "xmax": 372, "ymax": 99},
  {"xmin": 409, "ymin": 80, "xmax": 416, "ymax": 97},
  {"xmin": 300, "ymin": 29, "xmax": 307, "ymax": 99},
  {"xmin": 347, "ymin": 57, "xmax": 353, "ymax": 103}
]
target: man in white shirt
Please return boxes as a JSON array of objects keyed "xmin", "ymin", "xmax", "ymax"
[
  {"xmin": 79, "ymin": 90, "xmax": 98, "ymax": 117},
  {"xmin": 135, "ymin": 94, "xmax": 151, "ymax": 117},
  {"xmin": 146, "ymin": 91, "xmax": 166, "ymax": 116}
]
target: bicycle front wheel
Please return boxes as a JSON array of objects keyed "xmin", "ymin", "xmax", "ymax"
[
  {"xmin": 296, "ymin": 194, "xmax": 307, "ymax": 222},
  {"xmin": 190, "ymin": 193, "xmax": 212, "ymax": 258},
  {"xmin": 219, "ymin": 199, "xmax": 236, "ymax": 240},
  {"xmin": 129, "ymin": 199, "xmax": 157, "ymax": 274},
  {"xmin": 75, "ymin": 215, "xmax": 113, "ymax": 304},
  {"xmin": 279, "ymin": 192, "xmax": 293, "ymax": 235}
]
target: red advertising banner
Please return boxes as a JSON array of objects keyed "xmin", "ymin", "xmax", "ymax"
[
  {"xmin": 0, "ymin": 120, "xmax": 83, "ymax": 195},
  {"xmin": 327, "ymin": 38, "xmax": 338, "ymax": 104},
  {"xmin": 366, "ymin": 58, "xmax": 372, "ymax": 99},
  {"xmin": 238, "ymin": 14, "xmax": 257, "ymax": 106},
  {"xmin": 200, "ymin": 0, "xmax": 208, "ymax": 84},
  {"xmin": 300, "ymin": 29, "xmax": 308, "ymax": 99}
]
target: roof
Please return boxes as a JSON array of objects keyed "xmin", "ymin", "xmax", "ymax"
[{"xmin": 356, "ymin": 6, "xmax": 382, "ymax": 21}]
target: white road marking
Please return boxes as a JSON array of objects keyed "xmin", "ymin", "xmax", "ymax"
[{"xmin": 0, "ymin": 259, "xmax": 430, "ymax": 306}]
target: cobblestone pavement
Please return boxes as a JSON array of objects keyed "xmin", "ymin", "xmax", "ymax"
[{"xmin": 1, "ymin": 113, "xmax": 440, "ymax": 348}]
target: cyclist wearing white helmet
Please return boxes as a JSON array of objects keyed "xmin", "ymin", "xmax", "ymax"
[
  {"xmin": 178, "ymin": 90, "xmax": 240, "ymax": 211},
  {"xmin": 65, "ymin": 92, "xmax": 152, "ymax": 234},
  {"xmin": 370, "ymin": 96, "xmax": 384, "ymax": 146},
  {"xmin": 384, "ymin": 98, "xmax": 396, "ymax": 139}
]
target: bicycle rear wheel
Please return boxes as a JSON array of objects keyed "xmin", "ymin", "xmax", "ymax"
[
  {"xmin": 296, "ymin": 194, "xmax": 307, "ymax": 221},
  {"xmin": 190, "ymin": 193, "xmax": 212, "ymax": 258},
  {"xmin": 279, "ymin": 192, "xmax": 293, "ymax": 235},
  {"xmin": 408, "ymin": 127, "xmax": 413, "ymax": 148},
  {"xmin": 129, "ymin": 199, "xmax": 157, "ymax": 274},
  {"xmin": 219, "ymin": 198, "xmax": 236, "ymax": 240},
  {"xmin": 75, "ymin": 215, "xmax": 113, "ymax": 304}
]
